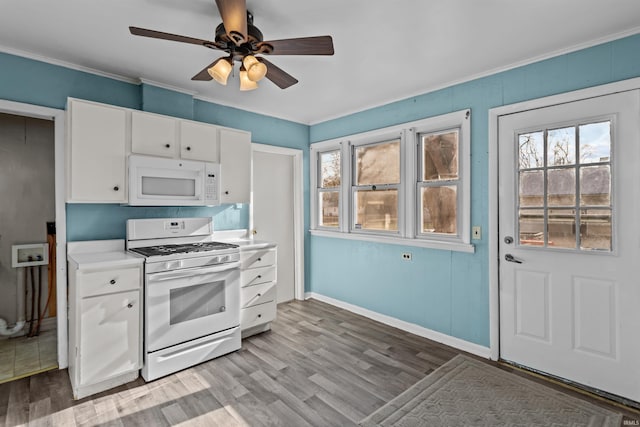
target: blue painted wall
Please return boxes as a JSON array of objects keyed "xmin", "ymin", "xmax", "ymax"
[{"xmin": 308, "ymin": 33, "xmax": 640, "ymax": 347}]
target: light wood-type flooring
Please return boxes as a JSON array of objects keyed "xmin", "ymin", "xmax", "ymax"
[{"xmin": 0, "ymin": 299, "xmax": 638, "ymax": 426}]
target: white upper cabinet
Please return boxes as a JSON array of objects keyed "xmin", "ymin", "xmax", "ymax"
[
  {"xmin": 180, "ymin": 120, "xmax": 219, "ymax": 162},
  {"xmin": 219, "ymin": 127, "xmax": 251, "ymax": 204},
  {"xmin": 131, "ymin": 111, "xmax": 178, "ymax": 158},
  {"xmin": 67, "ymin": 99, "xmax": 127, "ymax": 203}
]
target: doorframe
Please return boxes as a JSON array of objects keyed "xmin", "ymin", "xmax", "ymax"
[
  {"xmin": 488, "ymin": 77, "xmax": 640, "ymax": 361},
  {"xmin": 0, "ymin": 99, "xmax": 68, "ymax": 368},
  {"xmin": 250, "ymin": 143, "xmax": 305, "ymax": 301}
]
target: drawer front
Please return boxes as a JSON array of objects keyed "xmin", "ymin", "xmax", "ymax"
[
  {"xmin": 240, "ymin": 266, "xmax": 275, "ymax": 288},
  {"xmin": 241, "ymin": 301, "xmax": 276, "ymax": 331},
  {"xmin": 79, "ymin": 267, "xmax": 140, "ymax": 297},
  {"xmin": 241, "ymin": 248, "xmax": 276, "ymax": 270},
  {"xmin": 241, "ymin": 282, "xmax": 276, "ymax": 308}
]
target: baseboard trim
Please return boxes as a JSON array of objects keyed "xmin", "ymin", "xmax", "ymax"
[{"xmin": 305, "ymin": 292, "xmax": 491, "ymax": 359}]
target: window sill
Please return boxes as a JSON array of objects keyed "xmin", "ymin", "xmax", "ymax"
[{"xmin": 309, "ymin": 229, "xmax": 475, "ymax": 253}]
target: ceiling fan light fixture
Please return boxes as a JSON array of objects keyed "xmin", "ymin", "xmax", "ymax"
[
  {"xmin": 242, "ymin": 55, "xmax": 267, "ymax": 82},
  {"xmin": 208, "ymin": 57, "xmax": 233, "ymax": 85},
  {"xmin": 239, "ymin": 65, "xmax": 258, "ymax": 91}
]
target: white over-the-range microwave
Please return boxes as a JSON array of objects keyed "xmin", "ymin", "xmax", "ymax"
[{"xmin": 128, "ymin": 154, "xmax": 220, "ymax": 206}]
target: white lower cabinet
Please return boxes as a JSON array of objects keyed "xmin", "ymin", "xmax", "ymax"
[
  {"xmin": 240, "ymin": 245, "xmax": 277, "ymax": 338},
  {"xmin": 68, "ymin": 242, "xmax": 143, "ymax": 400}
]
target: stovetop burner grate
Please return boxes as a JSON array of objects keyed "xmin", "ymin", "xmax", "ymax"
[{"xmin": 129, "ymin": 241, "xmax": 239, "ymax": 257}]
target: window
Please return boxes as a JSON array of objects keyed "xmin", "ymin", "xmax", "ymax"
[
  {"xmin": 317, "ymin": 149, "xmax": 341, "ymax": 228},
  {"xmin": 517, "ymin": 120, "xmax": 612, "ymax": 251},
  {"xmin": 352, "ymin": 139, "xmax": 400, "ymax": 233},
  {"xmin": 418, "ymin": 129, "xmax": 460, "ymax": 238},
  {"xmin": 311, "ymin": 109, "xmax": 472, "ymax": 252}
]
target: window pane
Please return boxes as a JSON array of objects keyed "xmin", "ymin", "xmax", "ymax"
[
  {"xmin": 547, "ymin": 168, "xmax": 576, "ymax": 207},
  {"xmin": 519, "ymin": 170, "xmax": 543, "ymax": 207},
  {"xmin": 354, "ymin": 189, "xmax": 398, "ymax": 231},
  {"xmin": 519, "ymin": 131, "xmax": 544, "ymax": 169},
  {"xmin": 579, "ymin": 121, "xmax": 611, "ymax": 164},
  {"xmin": 580, "ymin": 165, "xmax": 610, "ymax": 206},
  {"xmin": 422, "ymin": 130, "xmax": 459, "ymax": 181},
  {"xmin": 320, "ymin": 150, "xmax": 340, "ymax": 188},
  {"xmin": 355, "ymin": 140, "xmax": 400, "ymax": 185},
  {"xmin": 420, "ymin": 186, "xmax": 457, "ymax": 234},
  {"xmin": 519, "ymin": 209, "xmax": 544, "ymax": 246},
  {"xmin": 319, "ymin": 191, "xmax": 339, "ymax": 227},
  {"xmin": 580, "ymin": 209, "xmax": 611, "ymax": 251},
  {"xmin": 547, "ymin": 127, "xmax": 576, "ymax": 166},
  {"xmin": 548, "ymin": 209, "xmax": 576, "ymax": 249}
]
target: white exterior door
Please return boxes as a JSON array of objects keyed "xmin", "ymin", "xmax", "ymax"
[
  {"xmin": 253, "ymin": 149, "xmax": 296, "ymax": 303},
  {"xmin": 498, "ymin": 90, "xmax": 640, "ymax": 402}
]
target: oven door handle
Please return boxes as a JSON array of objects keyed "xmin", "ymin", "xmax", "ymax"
[{"xmin": 147, "ymin": 261, "xmax": 240, "ymax": 282}]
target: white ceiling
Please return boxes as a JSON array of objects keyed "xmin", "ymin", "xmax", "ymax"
[{"xmin": 1, "ymin": 1, "xmax": 639, "ymax": 124}]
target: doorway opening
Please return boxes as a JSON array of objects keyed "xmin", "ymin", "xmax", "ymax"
[{"xmin": 0, "ymin": 113, "xmax": 58, "ymax": 383}]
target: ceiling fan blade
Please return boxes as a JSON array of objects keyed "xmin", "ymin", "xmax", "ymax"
[
  {"xmin": 258, "ymin": 36, "xmax": 334, "ymax": 55},
  {"xmin": 129, "ymin": 26, "xmax": 220, "ymax": 49},
  {"xmin": 215, "ymin": 0, "xmax": 247, "ymax": 45},
  {"xmin": 258, "ymin": 57, "xmax": 298, "ymax": 89},
  {"xmin": 191, "ymin": 59, "xmax": 221, "ymax": 81}
]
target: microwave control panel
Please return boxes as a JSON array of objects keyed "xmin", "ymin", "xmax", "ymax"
[{"xmin": 204, "ymin": 163, "xmax": 221, "ymax": 205}]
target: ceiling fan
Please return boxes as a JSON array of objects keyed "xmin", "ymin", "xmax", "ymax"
[{"xmin": 129, "ymin": 0, "xmax": 334, "ymax": 91}]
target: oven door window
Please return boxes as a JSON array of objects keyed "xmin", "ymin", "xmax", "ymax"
[{"xmin": 169, "ymin": 280, "xmax": 225, "ymax": 324}]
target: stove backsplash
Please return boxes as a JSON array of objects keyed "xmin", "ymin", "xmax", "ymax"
[{"xmin": 66, "ymin": 203, "xmax": 248, "ymax": 242}]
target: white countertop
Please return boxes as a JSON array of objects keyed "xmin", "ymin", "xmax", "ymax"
[{"xmin": 67, "ymin": 239, "xmax": 143, "ymax": 270}]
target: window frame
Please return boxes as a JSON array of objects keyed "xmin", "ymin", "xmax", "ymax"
[{"xmin": 310, "ymin": 109, "xmax": 473, "ymax": 253}]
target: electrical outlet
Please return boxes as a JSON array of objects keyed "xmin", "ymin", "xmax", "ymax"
[
  {"xmin": 402, "ymin": 252, "xmax": 412, "ymax": 261},
  {"xmin": 472, "ymin": 226, "xmax": 481, "ymax": 240}
]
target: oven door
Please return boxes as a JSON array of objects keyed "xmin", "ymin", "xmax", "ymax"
[{"xmin": 145, "ymin": 262, "xmax": 240, "ymax": 352}]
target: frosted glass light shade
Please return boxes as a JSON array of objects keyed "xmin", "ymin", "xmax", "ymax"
[
  {"xmin": 242, "ymin": 55, "xmax": 267, "ymax": 82},
  {"xmin": 208, "ymin": 58, "xmax": 233, "ymax": 85},
  {"xmin": 239, "ymin": 68, "xmax": 258, "ymax": 91}
]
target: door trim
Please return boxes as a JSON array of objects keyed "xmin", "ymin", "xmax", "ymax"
[
  {"xmin": 0, "ymin": 99, "xmax": 68, "ymax": 368},
  {"xmin": 251, "ymin": 143, "xmax": 305, "ymax": 301},
  {"xmin": 488, "ymin": 76, "xmax": 640, "ymax": 361}
]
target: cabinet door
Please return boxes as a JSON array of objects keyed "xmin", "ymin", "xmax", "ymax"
[
  {"xmin": 68, "ymin": 100, "xmax": 127, "ymax": 202},
  {"xmin": 180, "ymin": 120, "xmax": 219, "ymax": 162},
  {"xmin": 131, "ymin": 111, "xmax": 177, "ymax": 158},
  {"xmin": 219, "ymin": 128, "xmax": 251, "ymax": 204},
  {"xmin": 79, "ymin": 290, "xmax": 140, "ymax": 386}
]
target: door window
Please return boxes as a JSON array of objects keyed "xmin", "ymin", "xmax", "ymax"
[{"xmin": 517, "ymin": 120, "xmax": 612, "ymax": 251}]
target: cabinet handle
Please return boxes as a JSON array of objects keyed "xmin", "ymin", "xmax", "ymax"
[
  {"xmin": 113, "ymin": 186, "xmax": 119, "ymax": 191},
  {"xmin": 186, "ymin": 146, "xmax": 191, "ymax": 151},
  {"xmin": 127, "ymin": 302, "xmax": 134, "ymax": 308},
  {"xmin": 257, "ymin": 275, "xmax": 262, "ymax": 279},
  {"xmin": 257, "ymin": 314, "xmax": 262, "ymax": 318},
  {"xmin": 257, "ymin": 258, "xmax": 262, "ymax": 262},
  {"xmin": 224, "ymin": 191, "xmax": 229, "ymax": 195},
  {"xmin": 110, "ymin": 279, "xmax": 116, "ymax": 285},
  {"xmin": 165, "ymin": 143, "xmax": 171, "ymax": 148},
  {"xmin": 257, "ymin": 293, "xmax": 262, "ymax": 297}
]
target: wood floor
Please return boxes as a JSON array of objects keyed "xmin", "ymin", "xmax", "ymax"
[{"xmin": 0, "ymin": 299, "xmax": 637, "ymax": 426}]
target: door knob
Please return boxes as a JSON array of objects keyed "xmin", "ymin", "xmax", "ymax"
[{"xmin": 505, "ymin": 254, "xmax": 523, "ymax": 264}]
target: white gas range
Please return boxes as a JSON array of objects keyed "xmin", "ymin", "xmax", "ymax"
[{"xmin": 126, "ymin": 217, "xmax": 241, "ymax": 381}]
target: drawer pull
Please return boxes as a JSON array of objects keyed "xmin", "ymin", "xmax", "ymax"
[
  {"xmin": 257, "ymin": 275, "xmax": 262, "ymax": 279},
  {"xmin": 127, "ymin": 302, "xmax": 134, "ymax": 308},
  {"xmin": 257, "ymin": 257, "xmax": 262, "ymax": 261},
  {"xmin": 257, "ymin": 314, "xmax": 262, "ymax": 318},
  {"xmin": 110, "ymin": 279, "xmax": 116, "ymax": 285},
  {"xmin": 113, "ymin": 186, "xmax": 119, "ymax": 191},
  {"xmin": 165, "ymin": 143, "xmax": 171, "ymax": 148}
]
